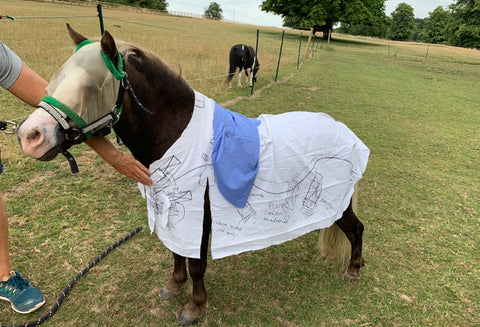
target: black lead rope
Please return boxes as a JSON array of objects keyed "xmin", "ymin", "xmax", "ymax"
[
  {"xmin": 117, "ymin": 73, "xmax": 154, "ymax": 117},
  {"xmin": 0, "ymin": 120, "xmax": 17, "ymax": 175},
  {"xmin": 0, "ymin": 226, "xmax": 142, "ymax": 327}
]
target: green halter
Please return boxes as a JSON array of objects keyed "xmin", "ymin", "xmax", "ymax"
[
  {"xmin": 41, "ymin": 95, "xmax": 87, "ymax": 132},
  {"xmin": 37, "ymin": 38, "xmax": 150, "ymax": 174},
  {"xmin": 76, "ymin": 39, "xmax": 125, "ymax": 80},
  {"xmin": 40, "ymin": 39, "xmax": 126, "ymax": 140}
]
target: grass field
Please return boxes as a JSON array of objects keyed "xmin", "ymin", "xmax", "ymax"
[{"xmin": 0, "ymin": 1, "xmax": 479, "ymax": 326}]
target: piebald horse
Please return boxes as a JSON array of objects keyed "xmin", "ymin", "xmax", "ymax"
[
  {"xmin": 16, "ymin": 25, "xmax": 368, "ymax": 325},
  {"xmin": 227, "ymin": 44, "xmax": 260, "ymax": 88}
]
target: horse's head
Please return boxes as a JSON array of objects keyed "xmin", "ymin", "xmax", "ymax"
[{"xmin": 16, "ymin": 24, "xmax": 123, "ymax": 171}]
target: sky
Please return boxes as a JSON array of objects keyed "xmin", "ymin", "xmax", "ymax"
[
  {"xmin": 385, "ymin": 0, "xmax": 454, "ymax": 18},
  {"xmin": 166, "ymin": 1, "xmax": 455, "ymax": 28}
]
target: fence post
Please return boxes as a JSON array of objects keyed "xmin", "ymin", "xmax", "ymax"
[
  {"xmin": 97, "ymin": 4, "xmax": 104, "ymax": 35},
  {"xmin": 297, "ymin": 32, "xmax": 302, "ymax": 69},
  {"xmin": 250, "ymin": 29, "xmax": 259, "ymax": 95},
  {"xmin": 304, "ymin": 27, "xmax": 314, "ymax": 61},
  {"xmin": 311, "ymin": 33, "xmax": 316, "ymax": 58},
  {"xmin": 275, "ymin": 30, "xmax": 285, "ymax": 83}
]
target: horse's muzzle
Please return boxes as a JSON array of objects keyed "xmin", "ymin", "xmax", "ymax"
[{"xmin": 16, "ymin": 119, "xmax": 66, "ymax": 161}]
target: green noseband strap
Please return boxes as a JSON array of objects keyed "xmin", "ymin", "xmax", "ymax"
[
  {"xmin": 41, "ymin": 95, "xmax": 93, "ymax": 140},
  {"xmin": 42, "ymin": 96, "xmax": 86, "ymax": 129}
]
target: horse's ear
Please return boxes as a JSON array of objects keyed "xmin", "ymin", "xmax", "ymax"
[
  {"xmin": 101, "ymin": 31, "xmax": 118, "ymax": 65},
  {"xmin": 66, "ymin": 23, "xmax": 88, "ymax": 46}
]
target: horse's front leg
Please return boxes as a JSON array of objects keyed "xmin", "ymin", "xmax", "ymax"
[
  {"xmin": 160, "ymin": 252, "xmax": 187, "ymax": 299},
  {"xmin": 179, "ymin": 185, "xmax": 212, "ymax": 325},
  {"xmin": 237, "ymin": 70, "xmax": 243, "ymax": 87},
  {"xmin": 179, "ymin": 257, "xmax": 208, "ymax": 325}
]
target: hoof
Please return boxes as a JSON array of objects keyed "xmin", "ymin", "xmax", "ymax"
[
  {"xmin": 342, "ymin": 271, "xmax": 361, "ymax": 282},
  {"xmin": 159, "ymin": 286, "xmax": 181, "ymax": 300},
  {"xmin": 178, "ymin": 309, "xmax": 200, "ymax": 325}
]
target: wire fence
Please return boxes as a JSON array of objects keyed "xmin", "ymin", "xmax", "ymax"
[{"xmin": 2, "ymin": 1, "xmax": 321, "ymax": 97}]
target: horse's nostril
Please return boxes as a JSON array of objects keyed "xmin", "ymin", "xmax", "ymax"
[{"xmin": 26, "ymin": 130, "xmax": 41, "ymax": 141}]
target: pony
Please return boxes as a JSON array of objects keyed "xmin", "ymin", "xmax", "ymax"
[
  {"xmin": 16, "ymin": 25, "xmax": 368, "ymax": 325},
  {"xmin": 226, "ymin": 44, "xmax": 260, "ymax": 88}
]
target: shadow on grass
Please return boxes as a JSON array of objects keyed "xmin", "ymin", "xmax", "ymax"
[{"xmin": 259, "ymin": 29, "xmax": 385, "ymax": 48}]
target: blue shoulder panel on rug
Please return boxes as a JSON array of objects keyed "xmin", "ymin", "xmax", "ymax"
[{"xmin": 212, "ymin": 103, "xmax": 260, "ymax": 208}]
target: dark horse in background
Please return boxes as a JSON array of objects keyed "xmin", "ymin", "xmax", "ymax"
[
  {"xmin": 227, "ymin": 44, "xmax": 260, "ymax": 88},
  {"xmin": 16, "ymin": 25, "xmax": 367, "ymax": 325}
]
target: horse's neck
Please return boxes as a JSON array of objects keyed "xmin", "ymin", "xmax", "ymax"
[{"xmin": 114, "ymin": 63, "xmax": 195, "ymax": 167}]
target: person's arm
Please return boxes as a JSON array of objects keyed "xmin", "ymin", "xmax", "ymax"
[
  {"xmin": 4, "ymin": 52, "xmax": 152, "ymax": 185},
  {"xmin": 6, "ymin": 62, "xmax": 48, "ymax": 106},
  {"xmin": 10, "ymin": 65, "xmax": 152, "ymax": 184},
  {"xmin": 85, "ymin": 136, "xmax": 152, "ymax": 185}
]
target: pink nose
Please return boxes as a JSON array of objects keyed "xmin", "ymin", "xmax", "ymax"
[
  {"xmin": 16, "ymin": 124, "xmax": 52, "ymax": 159},
  {"xmin": 16, "ymin": 108, "xmax": 60, "ymax": 160}
]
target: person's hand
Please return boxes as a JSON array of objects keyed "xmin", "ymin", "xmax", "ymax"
[
  {"xmin": 85, "ymin": 136, "xmax": 153, "ymax": 185},
  {"xmin": 112, "ymin": 151, "xmax": 153, "ymax": 186}
]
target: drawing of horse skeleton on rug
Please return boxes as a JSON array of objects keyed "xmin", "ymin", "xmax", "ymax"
[{"xmin": 146, "ymin": 151, "xmax": 360, "ymax": 243}]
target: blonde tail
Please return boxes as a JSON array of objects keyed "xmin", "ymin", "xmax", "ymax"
[
  {"xmin": 317, "ymin": 187, "xmax": 357, "ymax": 264},
  {"xmin": 317, "ymin": 223, "xmax": 350, "ymax": 264}
]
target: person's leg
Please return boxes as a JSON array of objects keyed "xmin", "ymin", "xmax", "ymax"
[
  {"xmin": 0, "ymin": 195, "xmax": 11, "ymax": 281},
  {"xmin": 0, "ymin": 194, "xmax": 45, "ymax": 314}
]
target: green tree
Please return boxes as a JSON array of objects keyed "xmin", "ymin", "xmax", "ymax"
[
  {"xmin": 413, "ymin": 18, "xmax": 425, "ymax": 42},
  {"xmin": 338, "ymin": 13, "xmax": 390, "ymax": 38},
  {"xmin": 447, "ymin": 0, "xmax": 480, "ymax": 49},
  {"xmin": 388, "ymin": 2, "xmax": 415, "ymax": 41},
  {"xmin": 261, "ymin": 0, "xmax": 387, "ymax": 39},
  {"xmin": 204, "ymin": 2, "xmax": 223, "ymax": 20},
  {"xmin": 422, "ymin": 6, "xmax": 451, "ymax": 44}
]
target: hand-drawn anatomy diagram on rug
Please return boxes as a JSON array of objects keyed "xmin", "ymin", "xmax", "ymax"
[{"xmin": 140, "ymin": 92, "xmax": 369, "ymax": 259}]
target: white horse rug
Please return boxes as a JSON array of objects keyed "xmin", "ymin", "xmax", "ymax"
[{"xmin": 139, "ymin": 91, "xmax": 369, "ymax": 259}]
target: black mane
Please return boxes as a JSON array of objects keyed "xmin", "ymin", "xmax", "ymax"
[{"xmin": 113, "ymin": 46, "xmax": 195, "ymax": 166}]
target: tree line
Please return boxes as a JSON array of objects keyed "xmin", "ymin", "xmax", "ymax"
[
  {"xmin": 261, "ymin": 0, "xmax": 480, "ymax": 49},
  {"xmin": 99, "ymin": 0, "xmax": 223, "ymax": 20},
  {"xmin": 98, "ymin": 0, "xmax": 480, "ymax": 49},
  {"xmin": 338, "ymin": 1, "xmax": 480, "ymax": 49}
]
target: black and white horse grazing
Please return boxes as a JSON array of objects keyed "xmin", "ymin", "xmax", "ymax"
[{"xmin": 227, "ymin": 44, "xmax": 260, "ymax": 88}]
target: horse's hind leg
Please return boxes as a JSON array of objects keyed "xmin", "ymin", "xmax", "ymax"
[
  {"xmin": 227, "ymin": 67, "xmax": 235, "ymax": 89},
  {"xmin": 160, "ymin": 252, "xmax": 188, "ymax": 299},
  {"xmin": 335, "ymin": 201, "xmax": 365, "ymax": 281},
  {"xmin": 179, "ymin": 186, "xmax": 212, "ymax": 325}
]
